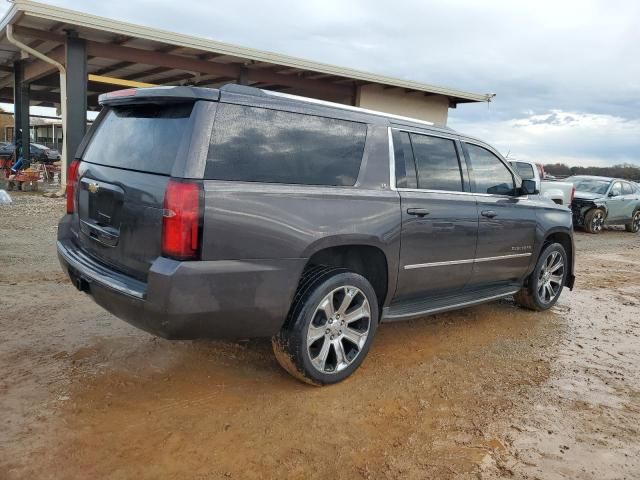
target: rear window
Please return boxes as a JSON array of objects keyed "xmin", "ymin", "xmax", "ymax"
[
  {"xmin": 510, "ymin": 161, "xmax": 535, "ymax": 180},
  {"xmin": 82, "ymin": 103, "xmax": 193, "ymax": 175},
  {"xmin": 205, "ymin": 104, "xmax": 366, "ymax": 186}
]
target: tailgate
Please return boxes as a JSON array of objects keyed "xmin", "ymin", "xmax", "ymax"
[{"xmin": 73, "ymin": 102, "xmax": 196, "ymax": 281}]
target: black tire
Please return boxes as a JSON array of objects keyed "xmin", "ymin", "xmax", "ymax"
[
  {"xmin": 584, "ymin": 208, "xmax": 605, "ymax": 234},
  {"xmin": 625, "ymin": 209, "xmax": 640, "ymax": 233},
  {"xmin": 272, "ymin": 266, "xmax": 379, "ymax": 386},
  {"xmin": 515, "ymin": 243, "xmax": 568, "ymax": 311}
]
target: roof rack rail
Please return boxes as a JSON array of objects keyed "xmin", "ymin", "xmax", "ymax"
[{"xmin": 220, "ymin": 83, "xmax": 435, "ymax": 127}]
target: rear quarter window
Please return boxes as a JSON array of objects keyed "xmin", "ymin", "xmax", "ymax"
[
  {"xmin": 82, "ymin": 103, "xmax": 194, "ymax": 175},
  {"xmin": 205, "ymin": 104, "xmax": 367, "ymax": 186}
]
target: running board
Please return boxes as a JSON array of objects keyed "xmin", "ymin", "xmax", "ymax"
[{"xmin": 382, "ymin": 285, "xmax": 520, "ymax": 322}]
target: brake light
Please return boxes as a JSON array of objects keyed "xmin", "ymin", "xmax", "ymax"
[
  {"xmin": 162, "ymin": 180, "xmax": 202, "ymax": 260},
  {"xmin": 66, "ymin": 159, "xmax": 80, "ymax": 213},
  {"xmin": 571, "ymin": 185, "xmax": 576, "ymax": 203},
  {"xmin": 106, "ymin": 88, "xmax": 137, "ymax": 98}
]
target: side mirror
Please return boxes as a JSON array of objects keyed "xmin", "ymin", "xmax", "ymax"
[
  {"xmin": 608, "ymin": 191, "xmax": 616, "ymax": 197},
  {"xmin": 521, "ymin": 179, "xmax": 539, "ymax": 195}
]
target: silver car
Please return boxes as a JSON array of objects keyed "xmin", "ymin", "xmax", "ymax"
[{"xmin": 568, "ymin": 175, "xmax": 640, "ymax": 233}]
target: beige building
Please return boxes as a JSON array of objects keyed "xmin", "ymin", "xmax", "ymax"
[{"xmin": 356, "ymin": 84, "xmax": 453, "ymax": 126}]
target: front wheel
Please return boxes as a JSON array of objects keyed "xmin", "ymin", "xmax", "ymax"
[
  {"xmin": 515, "ymin": 243, "xmax": 567, "ymax": 311},
  {"xmin": 272, "ymin": 267, "xmax": 378, "ymax": 386},
  {"xmin": 584, "ymin": 208, "xmax": 605, "ymax": 233},
  {"xmin": 625, "ymin": 210, "xmax": 640, "ymax": 233}
]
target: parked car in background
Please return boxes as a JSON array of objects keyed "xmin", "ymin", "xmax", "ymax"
[
  {"xmin": 509, "ymin": 159, "xmax": 575, "ymax": 206},
  {"xmin": 568, "ymin": 175, "xmax": 640, "ymax": 233},
  {"xmin": 0, "ymin": 142, "xmax": 14, "ymax": 160},
  {"xmin": 57, "ymin": 84, "xmax": 576, "ymax": 385},
  {"xmin": 30, "ymin": 143, "xmax": 61, "ymax": 162},
  {"xmin": 0, "ymin": 142, "xmax": 61, "ymax": 163}
]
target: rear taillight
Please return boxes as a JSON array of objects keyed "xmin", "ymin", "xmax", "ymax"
[
  {"xmin": 162, "ymin": 180, "xmax": 202, "ymax": 260},
  {"xmin": 570, "ymin": 185, "xmax": 576, "ymax": 203},
  {"xmin": 66, "ymin": 159, "xmax": 80, "ymax": 214}
]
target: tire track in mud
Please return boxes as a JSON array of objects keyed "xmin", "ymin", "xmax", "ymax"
[{"xmin": 2, "ymin": 194, "xmax": 640, "ymax": 479}]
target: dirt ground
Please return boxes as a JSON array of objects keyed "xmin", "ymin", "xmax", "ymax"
[{"xmin": 1, "ymin": 191, "xmax": 639, "ymax": 480}]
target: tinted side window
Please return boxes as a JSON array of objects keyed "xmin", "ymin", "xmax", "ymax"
[
  {"xmin": 622, "ymin": 182, "xmax": 633, "ymax": 195},
  {"xmin": 511, "ymin": 161, "xmax": 535, "ymax": 180},
  {"xmin": 466, "ymin": 144, "xmax": 514, "ymax": 195},
  {"xmin": 205, "ymin": 104, "xmax": 366, "ymax": 186},
  {"xmin": 393, "ymin": 130, "xmax": 417, "ymax": 188},
  {"xmin": 409, "ymin": 134, "xmax": 462, "ymax": 191}
]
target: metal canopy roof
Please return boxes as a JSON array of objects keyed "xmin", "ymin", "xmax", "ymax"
[{"xmin": 0, "ymin": 0, "xmax": 494, "ymax": 108}]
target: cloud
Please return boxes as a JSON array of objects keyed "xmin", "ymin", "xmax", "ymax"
[{"xmin": 451, "ymin": 110, "xmax": 640, "ymax": 167}]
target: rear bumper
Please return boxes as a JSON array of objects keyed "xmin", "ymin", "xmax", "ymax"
[{"xmin": 57, "ymin": 218, "xmax": 305, "ymax": 339}]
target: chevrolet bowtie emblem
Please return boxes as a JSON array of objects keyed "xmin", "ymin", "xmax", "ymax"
[{"xmin": 88, "ymin": 182, "xmax": 99, "ymax": 194}]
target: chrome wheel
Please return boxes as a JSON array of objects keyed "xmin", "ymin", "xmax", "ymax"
[
  {"xmin": 633, "ymin": 211, "xmax": 640, "ymax": 232},
  {"xmin": 591, "ymin": 210, "xmax": 604, "ymax": 232},
  {"xmin": 537, "ymin": 251, "xmax": 565, "ymax": 304},
  {"xmin": 306, "ymin": 285, "xmax": 371, "ymax": 374}
]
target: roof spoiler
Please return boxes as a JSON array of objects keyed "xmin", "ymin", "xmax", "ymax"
[{"xmin": 99, "ymin": 86, "xmax": 220, "ymax": 106}]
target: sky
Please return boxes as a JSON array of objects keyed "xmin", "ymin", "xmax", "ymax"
[{"xmin": 1, "ymin": 0, "xmax": 639, "ymax": 167}]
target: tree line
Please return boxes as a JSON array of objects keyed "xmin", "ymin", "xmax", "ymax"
[{"xmin": 544, "ymin": 163, "xmax": 640, "ymax": 181}]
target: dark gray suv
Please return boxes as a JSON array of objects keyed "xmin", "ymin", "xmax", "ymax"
[{"xmin": 58, "ymin": 84, "xmax": 575, "ymax": 385}]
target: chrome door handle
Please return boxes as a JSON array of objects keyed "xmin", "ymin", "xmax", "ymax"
[
  {"xmin": 407, "ymin": 208, "xmax": 430, "ymax": 217},
  {"xmin": 481, "ymin": 210, "xmax": 497, "ymax": 218}
]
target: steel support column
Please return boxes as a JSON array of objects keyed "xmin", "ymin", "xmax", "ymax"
[
  {"xmin": 13, "ymin": 60, "xmax": 30, "ymax": 166},
  {"xmin": 238, "ymin": 66, "xmax": 248, "ymax": 86},
  {"xmin": 64, "ymin": 33, "xmax": 87, "ymax": 161}
]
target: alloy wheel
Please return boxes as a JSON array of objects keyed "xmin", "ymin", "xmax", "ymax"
[
  {"xmin": 306, "ymin": 286, "xmax": 371, "ymax": 374},
  {"xmin": 633, "ymin": 211, "xmax": 640, "ymax": 232},
  {"xmin": 591, "ymin": 211, "xmax": 604, "ymax": 232},
  {"xmin": 537, "ymin": 250, "xmax": 565, "ymax": 304}
]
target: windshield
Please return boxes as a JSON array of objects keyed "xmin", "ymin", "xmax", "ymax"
[{"xmin": 571, "ymin": 178, "xmax": 611, "ymax": 195}]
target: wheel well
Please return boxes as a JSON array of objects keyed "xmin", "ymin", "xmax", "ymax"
[
  {"xmin": 543, "ymin": 232, "xmax": 573, "ymax": 280},
  {"xmin": 306, "ymin": 245, "xmax": 388, "ymax": 307},
  {"xmin": 586, "ymin": 204, "xmax": 606, "ymax": 216}
]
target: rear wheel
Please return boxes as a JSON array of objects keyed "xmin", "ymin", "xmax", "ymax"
[
  {"xmin": 625, "ymin": 210, "xmax": 640, "ymax": 233},
  {"xmin": 272, "ymin": 267, "xmax": 378, "ymax": 385},
  {"xmin": 515, "ymin": 243, "xmax": 567, "ymax": 311},
  {"xmin": 584, "ymin": 208, "xmax": 605, "ymax": 234}
]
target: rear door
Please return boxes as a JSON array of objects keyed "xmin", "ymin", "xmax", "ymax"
[
  {"xmin": 73, "ymin": 101, "xmax": 200, "ymax": 281},
  {"xmin": 621, "ymin": 182, "xmax": 639, "ymax": 220},
  {"xmin": 393, "ymin": 129, "xmax": 479, "ymax": 302},
  {"xmin": 606, "ymin": 181, "xmax": 625, "ymax": 221},
  {"xmin": 462, "ymin": 142, "xmax": 537, "ymax": 288}
]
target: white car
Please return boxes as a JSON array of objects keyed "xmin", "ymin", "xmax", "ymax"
[{"xmin": 509, "ymin": 160, "xmax": 574, "ymax": 206}]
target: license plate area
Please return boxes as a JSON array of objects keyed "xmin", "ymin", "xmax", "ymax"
[{"xmin": 78, "ymin": 178, "xmax": 124, "ymax": 247}]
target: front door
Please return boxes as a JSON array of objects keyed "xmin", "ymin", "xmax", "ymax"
[
  {"xmin": 606, "ymin": 181, "xmax": 626, "ymax": 221},
  {"xmin": 462, "ymin": 142, "xmax": 537, "ymax": 287},
  {"xmin": 393, "ymin": 129, "xmax": 479, "ymax": 302}
]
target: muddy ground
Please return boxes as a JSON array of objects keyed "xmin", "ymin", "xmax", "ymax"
[{"xmin": 1, "ymin": 191, "xmax": 639, "ymax": 479}]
